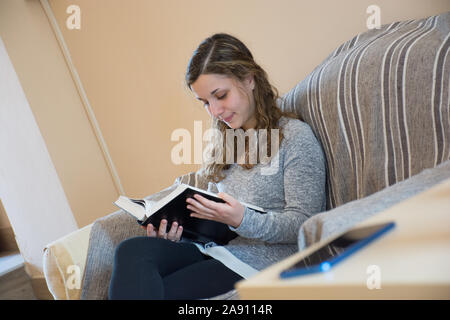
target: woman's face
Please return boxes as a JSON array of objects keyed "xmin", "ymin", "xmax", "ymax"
[{"xmin": 190, "ymin": 73, "xmax": 256, "ymax": 130}]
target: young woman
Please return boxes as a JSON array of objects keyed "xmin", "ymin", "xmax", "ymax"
[{"xmin": 108, "ymin": 33, "xmax": 326, "ymax": 300}]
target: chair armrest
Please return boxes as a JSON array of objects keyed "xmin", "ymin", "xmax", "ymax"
[{"xmin": 43, "ymin": 223, "xmax": 92, "ymax": 300}]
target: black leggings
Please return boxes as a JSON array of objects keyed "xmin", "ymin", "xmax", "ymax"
[{"xmin": 108, "ymin": 237, "xmax": 243, "ymax": 300}]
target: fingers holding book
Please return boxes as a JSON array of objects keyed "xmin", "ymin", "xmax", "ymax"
[
  {"xmin": 144, "ymin": 219, "xmax": 183, "ymax": 242},
  {"xmin": 166, "ymin": 221, "xmax": 183, "ymax": 241},
  {"xmin": 186, "ymin": 192, "xmax": 245, "ymax": 229}
]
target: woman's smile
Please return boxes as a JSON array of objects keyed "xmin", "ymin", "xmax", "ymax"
[{"xmin": 223, "ymin": 113, "xmax": 234, "ymax": 122}]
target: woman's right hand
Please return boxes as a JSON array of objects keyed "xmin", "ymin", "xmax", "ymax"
[{"xmin": 141, "ymin": 219, "xmax": 183, "ymax": 242}]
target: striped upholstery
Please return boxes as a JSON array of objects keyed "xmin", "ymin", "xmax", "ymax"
[{"xmin": 280, "ymin": 12, "xmax": 450, "ymax": 210}]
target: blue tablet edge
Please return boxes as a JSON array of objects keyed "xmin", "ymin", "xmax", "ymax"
[{"xmin": 279, "ymin": 222, "xmax": 396, "ymax": 279}]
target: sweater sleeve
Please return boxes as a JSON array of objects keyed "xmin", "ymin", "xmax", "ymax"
[{"xmin": 229, "ymin": 124, "xmax": 327, "ymax": 244}]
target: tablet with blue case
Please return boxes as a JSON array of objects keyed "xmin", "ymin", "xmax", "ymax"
[{"xmin": 280, "ymin": 221, "xmax": 396, "ymax": 279}]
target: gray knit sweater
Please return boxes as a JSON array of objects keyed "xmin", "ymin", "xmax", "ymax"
[{"xmin": 201, "ymin": 116, "xmax": 327, "ymax": 272}]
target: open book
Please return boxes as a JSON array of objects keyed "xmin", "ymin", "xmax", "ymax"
[{"xmin": 114, "ymin": 183, "xmax": 266, "ymax": 245}]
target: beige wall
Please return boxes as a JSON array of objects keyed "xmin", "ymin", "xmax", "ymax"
[
  {"xmin": 0, "ymin": 0, "xmax": 448, "ymax": 265},
  {"xmin": 0, "ymin": 0, "xmax": 118, "ymax": 229}
]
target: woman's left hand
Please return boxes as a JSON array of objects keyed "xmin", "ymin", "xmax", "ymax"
[{"xmin": 186, "ymin": 192, "xmax": 245, "ymax": 228}]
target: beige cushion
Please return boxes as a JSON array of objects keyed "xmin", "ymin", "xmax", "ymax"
[{"xmin": 43, "ymin": 224, "xmax": 92, "ymax": 300}]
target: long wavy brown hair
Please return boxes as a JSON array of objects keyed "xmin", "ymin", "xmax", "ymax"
[{"xmin": 185, "ymin": 33, "xmax": 299, "ymax": 183}]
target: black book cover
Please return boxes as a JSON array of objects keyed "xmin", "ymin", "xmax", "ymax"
[{"xmin": 140, "ymin": 188, "xmax": 238, "ymax": 245}]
